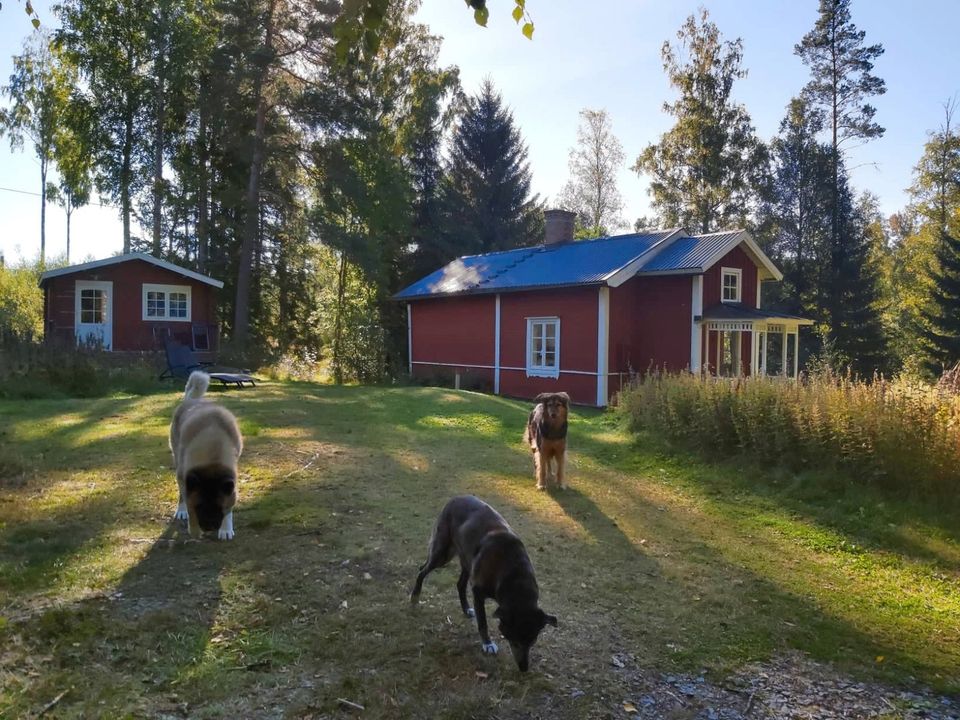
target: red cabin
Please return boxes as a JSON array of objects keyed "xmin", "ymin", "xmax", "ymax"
[
  {"xmin": 396, "ymin": 210, "xmax": 812, "ymax": 407},
  {"xmin": 39, "ymin": 253, "xmax": 223, "ymax": 353}
]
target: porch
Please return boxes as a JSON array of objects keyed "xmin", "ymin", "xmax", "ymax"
[{"xmin": 696, "ymin": 304, "xmax": 814, "ymax": 378}]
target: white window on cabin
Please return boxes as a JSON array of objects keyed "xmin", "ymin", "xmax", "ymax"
[
  {"xmin": 721, "ymin": 267, "xmax": 742, "ymax": 303},
  {"xmin": 526, "ymin": 317, "xmax": 560, "ymax": 378},
  {"xmin": 142, "ymin": 284, "xmax": 192, "ymax": 322}
]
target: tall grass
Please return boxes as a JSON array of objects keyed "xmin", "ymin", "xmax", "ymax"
[{"xmin": 619, "ymin": 372, "xmax": 960, "ymax": 499}]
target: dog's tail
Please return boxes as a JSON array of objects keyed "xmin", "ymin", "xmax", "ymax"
[{"xmin": 184, "ymin": 371, "xmax": 210, "ymax": 400}]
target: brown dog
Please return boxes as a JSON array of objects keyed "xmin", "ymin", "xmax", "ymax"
[
  {"xmin": 523, "ymin": 392, "xmax": 569, "ymax": 490},
  {"xmin": 410, "ymin": 495, "xmax": 557, "ymax": 672},
  {"xmin": 169, "ymin": 371, "xmax": 243, "ymax": 540}
]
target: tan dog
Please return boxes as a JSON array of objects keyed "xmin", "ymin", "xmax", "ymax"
[
  {"xmin": 169, "ymin": 371, "xmax": 243, "ymax": 539},
  {"xmin": 522, "ymin": 392, "xmax": 570, "ymax": 490}
]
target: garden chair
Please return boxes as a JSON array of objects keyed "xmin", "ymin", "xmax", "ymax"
[{"xmin": 160, "ymin": 338, "xmax": 257, "ymax": 388}]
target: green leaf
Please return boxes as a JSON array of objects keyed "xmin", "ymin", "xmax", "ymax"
[
  {"xmin": 512, "ymin": 5, "xmax": 522, "ymax": 23},
  {"xmin": 515, "ymin": 0, "xmax": 525, "ymax": 7},
  {"xmin": 25, "ymin": 0, "xmax": 32, "ymax": 14},
  {"xmin": 473, "ymin": 6, "xmax": 489, "ymax": 27},
  {"xmin": 522, "ymin": 22, "xmax": 534, "ymax": 39},
  {"xmin": 31, "ymin": 17, "xmax": 41, "ymax": 29}
]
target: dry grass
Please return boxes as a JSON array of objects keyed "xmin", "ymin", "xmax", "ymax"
[
  {"xmin": 0, "ymin": 383, "xmax": 958, "ymax": 718},
  {"xmin": 620, "ymin": 371, "xmax": 960, "ymax": 498}
]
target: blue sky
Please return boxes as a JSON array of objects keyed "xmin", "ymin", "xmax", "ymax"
[{"xmin": 1, "ymin": 0, "xmax": 958, "ymax": 264}]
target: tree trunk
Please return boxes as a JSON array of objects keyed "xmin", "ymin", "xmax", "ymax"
[
  {"xmin": 197, "ymin": 90, "xmax": 209, "ymax": 272},
  {"xmin": 121, "ymin": 103, "xmax": 133, "ymax": 254},
  {"xmin": 233, "ymin": 0, "xmax": 275, "ymax": 349},
  {"xmin": 332, "ymin": 251, "xmax": 347, "ymax": 385},
  {"xmin": 152, "ymin": 6, "xmax": 167, "ymax": 257},
  {"xmin": 65, "ymin": 193, "xmax": 73, "ymax": 262},
  {"xmin": 39, "ymin": 158, "xmax": 47, "ymax": 267}
]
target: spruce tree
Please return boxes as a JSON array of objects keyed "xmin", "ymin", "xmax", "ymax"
[
  {"xmin": 442, "ymin": 79, "xmax": 541, "ymax": 255},
  {"xmin": 921, "ymin": 230, "xmax": 960, "ymax": 371}
]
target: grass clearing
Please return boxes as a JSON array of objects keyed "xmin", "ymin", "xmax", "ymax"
[{"xmin": 0, "ymin": 384, "xmax": 958, "ymax": 718}]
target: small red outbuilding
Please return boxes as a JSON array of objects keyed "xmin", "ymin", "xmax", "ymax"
[
  {"xmin": 395, "ymin": 210, "xmax": 812, "ymax": 407},
  {"xmin": 39, "ymin": 253, "xmax": 224, "ymax": 352}
]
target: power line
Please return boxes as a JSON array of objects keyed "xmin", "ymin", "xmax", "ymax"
[{"xmin": 0, "ymin": 185, "xmax": 118, "ymax": 209}]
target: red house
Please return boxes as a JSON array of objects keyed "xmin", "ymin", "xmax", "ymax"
[
  {"xmin": 396, "ymin": 210, "xmax": 812, "ymax": 407},
  {"xmin": 39, "ymin": 253, "xmax": 224, "ymax": 352}
]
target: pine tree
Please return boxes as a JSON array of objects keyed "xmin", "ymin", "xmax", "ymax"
[
  {"xmin": 633, "ymin": 9, "xmax": 769, "ymax": 233},
  {"xmin": 795, "ymin": 0, "xmax": 888, "ymax": 371},
  {"xmin": 442, "ymin": 79, "xmax": 541, "ymax": 255}
]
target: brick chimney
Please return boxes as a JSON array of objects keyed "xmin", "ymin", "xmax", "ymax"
[{"xmin": 543, "ymin": 209, "xmax": 577, "ymax": 245}]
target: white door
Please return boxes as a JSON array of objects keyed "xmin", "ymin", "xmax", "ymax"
[{"xmin": 75, "ymin": 280, "xmax": 113, "ymax": 350}]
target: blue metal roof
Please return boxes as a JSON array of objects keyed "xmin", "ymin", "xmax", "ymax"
[
  {"xmin": 394, "ymin": 228, "xmax": 756, "ymax": 300},
  {"xmin": 394, "ymin": 230, "xmax": 677, "ymax": 299},
  {"xmin": 637, "ymin": 230, "xmax": 744, "ymax": 273}
]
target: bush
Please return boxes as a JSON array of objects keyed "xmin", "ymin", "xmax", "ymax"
[
  {"xmin": 618, "ymin": 371, "xmax": 960, "ymax": 500},
  {"xmin": 0, "ymin": 338, "xmax": 163, "ymax": 399}
]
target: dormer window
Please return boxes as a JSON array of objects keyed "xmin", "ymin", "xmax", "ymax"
[{"xmin": 721, "ymin": 267, "xmax": 741, "ymax": 303}]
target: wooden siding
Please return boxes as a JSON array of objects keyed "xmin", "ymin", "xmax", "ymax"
[{"xmin": 43, "ymin": 259, "xmax": 218, "ymax": 351}]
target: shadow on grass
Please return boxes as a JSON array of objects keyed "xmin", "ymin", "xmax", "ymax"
[{"xmin": 574, "ymin": 415, "xmax": 960, "ymax": 575}]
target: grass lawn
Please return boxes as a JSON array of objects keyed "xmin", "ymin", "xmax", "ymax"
[{"xmin": 0, "ymin": 383, "xmax": 958, "ymax": 718}]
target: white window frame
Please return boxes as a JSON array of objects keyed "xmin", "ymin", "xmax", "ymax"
[
  {"xmin": 721, "ymin": 267, "xmax": 742, "ymax": 303},
  {"xmin": 142, "ymin": 283, "xmax": 192, "ymax": 322},
  {"xmin": 526, "ymin": 316, "xmax": 560, "ymax": 378}
]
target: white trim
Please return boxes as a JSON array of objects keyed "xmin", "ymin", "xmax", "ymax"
[
  {"xmin": 750, "ymin": 328, "xmax": 759, "ymax": 376},
  {"xmin": 75, "ymin": 280, "xmax": 113, "ymax": 350},
  {"xmin": 793, "ymin": 329, "xmax": 800, "ymax": 380},
  {"xmin": 596, "ymin": 287, "xmax": 610, "ymax": 406},
  {"xmin": 690, "ymin": 275, "xmax": 703, "ymax": 373},
  {"xmin": 525, "ymin": 316, "xmax": 561, "ymax": 379},
  {"xmin": 412, "ymin": 361, "xmax": 597, "ymax": 377},
  {"xmin": 413, "ymin": 361, "xmax": 496, "ymax": 370},
  {"xmin": 40, "ymin": 252, "xmax": 224, "ymax": 288},
  {"xmin": 761, "ymin": 331, "xmax": 768, "ymax": 376},
  {"xmin": 504, "ymin": 366, "xmax": 596, "ymax": 376},
  {"xmin": 603, "ymin": 228, "xmax": 685, "ymax": 287},
  {"xmin": 142, "ymin": 283, "xmax": 192, "ymax": 322},
  {"xmin": 407, "ymin": 303, "xmax": 413, "ymax": 375},
  {"xmin": 494, "ymin": 294, "xmax": 501, "ymax": 394},
  {"xmin": 756, "ymin": 280, "xmax": 762, "ymax": 309},
  {"xmin": 721, "ymin": 267, "xmax": 742, "ymax": 303}
]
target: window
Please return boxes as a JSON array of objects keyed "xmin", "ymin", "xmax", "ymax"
[
  {"xmin": 721, "ymin": 267, "xmax": 741, "ymax": 303},
  {"xmin": 80, "ymin": 288, "xmax": 106, "ymax": 324},
  {"xmin": 526, "ymin": 317, "xmax": 560, "ymax": 378},
  {"xmin": 142, "ymin": 284, "xmax": 191, "ymax": 321}
]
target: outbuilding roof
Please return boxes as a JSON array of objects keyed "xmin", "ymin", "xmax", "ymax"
[
  {"xmin": 701, "ymin": 303, "xmax": 814, "ymax": 325},
  {"xmin": 394, "ymin": 227, "xmax": 780, "ymax": 300},
  {"xmin": 39, "ymin": 252, "xmax": 224, "ymax": 288}
]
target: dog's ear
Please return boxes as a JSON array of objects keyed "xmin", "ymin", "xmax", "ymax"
[
  {"xmin": 556, "ymin": 392, "xmax": 570, "ymax": 406},
  {"xmin": 533, "ymin": 393, "xmax": 550, "ymax": 404},
  {"xmin": 541, "ymin": 611, "xmax": 558, "ymax": 628}
]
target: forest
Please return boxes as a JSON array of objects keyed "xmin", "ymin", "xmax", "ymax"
[{"xmin": 2, "ymin": 0, "xmax": 958, "ymax": 381}]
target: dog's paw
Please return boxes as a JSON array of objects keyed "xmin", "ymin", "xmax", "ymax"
[
  {"xmin": 217, "ymin": 528, "xmax": 235, "ymax": 540},
  {"xmin": 174, "ymin": 505, "xmax": 188, "ymax": 521},
  {"xmin": 536, "ymin": 484, "xmax": 547, "ymax": 491},
  {"xmin": 481, "ymin": 641, "xmax": 498, "ymax": 655},
  {"xmin": 465, "ymin": 608, "xmax": 476, "ymax": 619}
]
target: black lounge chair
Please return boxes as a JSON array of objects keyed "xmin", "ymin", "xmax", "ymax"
[{"xmin": 160, "ymin": 339, "xmax": 257, "ymax": 388}]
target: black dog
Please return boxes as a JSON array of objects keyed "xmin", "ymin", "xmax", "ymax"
[{"xmin": 410, "ymin": 495, "xmax": 557, "ymax": 671}]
